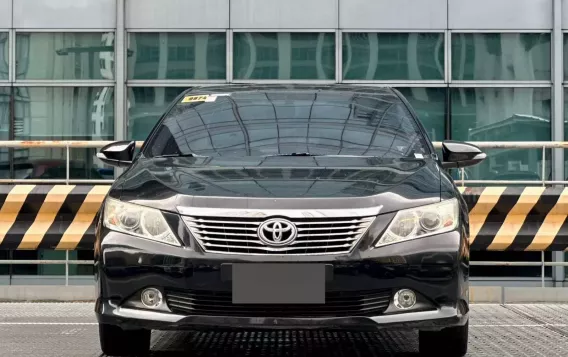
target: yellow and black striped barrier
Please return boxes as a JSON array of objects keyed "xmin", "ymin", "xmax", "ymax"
[
  {"xmin": 1, "ymin": 185, "xmax": 568, "ymax": 251},
  {"xmin": 0, "ymin": 185, "xmax": 109, "ymax": 250},
  {"xmin": 459, "ymin": 186, "xmax": 568, "ymax": 251}
]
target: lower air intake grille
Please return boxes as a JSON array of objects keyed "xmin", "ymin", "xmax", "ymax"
[{"xmin": 165, "ymin": 289, "xmax": 391, "ymax": 318}]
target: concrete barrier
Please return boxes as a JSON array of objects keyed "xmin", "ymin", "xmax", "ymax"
[{"xmin": 0, "ymin": 285, "xmax": 96, "ymax": 302}]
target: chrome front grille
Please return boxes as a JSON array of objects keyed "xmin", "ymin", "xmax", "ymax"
[{"xmin": 183, "ymin": 215, "xmax": 376, "ymax": 255}]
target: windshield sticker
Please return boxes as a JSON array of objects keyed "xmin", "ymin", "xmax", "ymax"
[
  {"xmin": 414, "ymin": 153, "xmax": 424, "ymax": 159},
  {"xmin": 181, "ymin": 95, "xmax": 210, "ymax": 103},
  {"xmin": 205, "ymin": 93, "xmax": 231, "ymax": 102}
]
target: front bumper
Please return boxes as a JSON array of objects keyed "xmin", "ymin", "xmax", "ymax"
[
  {"xmin": 97, "ymin": 299, "xmax": 467, "ymax": 331},
  {"xmin": 95, "ymin": 229, "xmax": 469, "ymax": 332}
]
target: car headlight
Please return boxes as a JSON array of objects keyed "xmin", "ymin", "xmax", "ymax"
[
  {"xmin": 375, "ymin": 198, "xmax": 459, "ymax": 247},
  {"xmin": 103, "ymin": 198, "xmax": 180, "ymax": 246}
]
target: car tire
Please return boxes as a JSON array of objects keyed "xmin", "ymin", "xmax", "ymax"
[
  {"xmin": 99, "ymin": 323, "xmax": 151, "ymax": 356},
  {"xmin": 419, "ymin": 322, "xmax": 468, "ymax": 357}
]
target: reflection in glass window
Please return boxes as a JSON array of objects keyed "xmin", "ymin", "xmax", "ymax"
[
  {"xmin": 9, "ymin": 87, "xmax": 115, "ymax": 179},
  {"xmin": 14, "ymin": 87, "xmax": 114, "ymax": 140},
  {"xmin": 127, "ymin": 33, "xmax": 226, "ymax": 80},
  {"xmin": 146, "ymin": 89, "xmax": 430, "ymax": 158},
  {"xmin": 451, "ymin": 88, "xmax": 551, "ymax": 181},
  {"xmin": 127, "ymin": 87, "xmax": 187, "ymax": 140},
  {"xmin": 11, "ymin": 250, "xmax": 94, "ymax": 276},
  {"xmin": 233, "ymin": 33, "xmax": 335, "ymax": 80},
  {"xmin": 12, "ymin": 148, "xmax": 114, "ymax": 180},
  {"xmin": 395, "ymin": 88, "xmax": 446, "ymax": 141},
  {"xmin": 564, "ymin": 35, "xmax": 568, "ymax": 80},
  {"xmin": 452, "ymin": 33, "xmax": 551, "ymax": 81},
  {"xmin": 343, "ymin": 33, "xmax": 444, "ymax": 80},
  {"xmin": 564, "ymin": 88, "xmax": 568, "ymax": 179},
  {"xmin": 0, "ymin": 87, "xmax": 8, "ymax": 179},
  {"xmin": 0, "ymin": 32, "xmax": 7, "ymax": 80},
  {"xmin": 16, "ymin": 32, "xmax": 115, "ymax": 80}
]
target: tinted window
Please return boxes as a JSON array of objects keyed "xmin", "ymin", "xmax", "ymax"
[{"xmin": 144, "ymin": 90, "xmax": 431, "ymax": 159}]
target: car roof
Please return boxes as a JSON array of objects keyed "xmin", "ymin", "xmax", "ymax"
[{"xmin": 181, "ymin": 84, "xmax": 398, "ymax": 98}]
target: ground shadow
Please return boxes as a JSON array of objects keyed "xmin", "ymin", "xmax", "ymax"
[{"xmin": 140, "ymin": 330, "xmax": 420, "ymax": 357}]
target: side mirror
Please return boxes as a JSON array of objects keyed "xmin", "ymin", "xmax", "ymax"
[
  {"xmin": 96, "ymin": 141, "xmax": 136, "ymax": 168},
  {"xmin": 441, "ymin": 141, "xmax": 486, "ymax": 169}
]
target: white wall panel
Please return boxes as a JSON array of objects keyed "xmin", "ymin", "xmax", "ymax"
[
  {"xmin": 0, "ymin": 0, "xmax": 11, "ymax": 28},
  {"xmin": 340, "ymin": 0, "xmax": 447, "ymax": 29},
  {"xmin": 562, "ymin": 0, "xmax": 568, "ymax": 29},
  {"xmin": 13, "ymin": 0, "xmax": 115, "ymax": 29},
  {"xmin": 231, "ymin": 0, "xmax": 337, "ymax": 29},
  {"xmin": 449, "ymin": 0, "xmax": 552, "ymax": 30},
  {"xmin": 126, "ymin": 0, "xmax": 229, "ymax": 29}
]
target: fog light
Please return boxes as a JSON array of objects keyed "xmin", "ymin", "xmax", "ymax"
[
  {"xmin": 394, "ymin": 289, "xmax": 416, "ymax": 310},
  {"xmin": 141, "ymin": 288, "xmax": 163, "ymax": 308}
]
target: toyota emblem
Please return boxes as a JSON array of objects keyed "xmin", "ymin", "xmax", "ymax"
[{"xmin": 258, "ymin": 218, "xmax": 297, "ymax": 247}]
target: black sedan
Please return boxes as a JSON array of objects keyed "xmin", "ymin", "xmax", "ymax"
[{"xmin": 94, "ymin": 85, "xmax": 485, "ymax": 356}]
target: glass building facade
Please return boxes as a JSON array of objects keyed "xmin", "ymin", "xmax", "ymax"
[{"xmin": 0, "ymin": 0, "xmax": 567, "ymax": 285}]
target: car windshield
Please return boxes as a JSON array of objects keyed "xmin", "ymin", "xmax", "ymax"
[{"xmin": 144, "ymin": 89, "xmax": 431, "ymax": 159}]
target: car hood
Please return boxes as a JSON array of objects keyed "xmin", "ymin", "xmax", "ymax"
[{"xmin": 115, "ymin": 156, "xmax": 442, "ymax": 214}]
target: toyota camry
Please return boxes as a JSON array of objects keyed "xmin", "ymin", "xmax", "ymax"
[{"xmin": 94, "ymin": 85, "xmax": 485, "ymax": 356}]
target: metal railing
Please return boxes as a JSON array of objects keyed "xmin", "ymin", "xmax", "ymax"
[
  {"xmin": 0, "ymin": 140, "xmax": 566, "ymax": 185},
  {"xmin": 0, "ymin": 140, "xmax": 567, "ymax": 287}
]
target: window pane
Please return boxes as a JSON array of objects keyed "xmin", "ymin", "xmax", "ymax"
[
  {"xmin": 127, "ymin": 33, "xmax": 226, "ymax": 80},
  {"xmin": 0, "ymin": 87, "xmax": 8, "ymax": 140},
  {"xmin": 128, "ymin": 87, "xmax": 187, "ymax": 140},
  {"xmin": 343, "ymin": 33, "xmax": 444, "ymax": 80},
  {"xmin": 451, "ymin": 87, "xmax": 551, "ymax": 181},
  {"xmin": 0, "ymin": 87, "xmax": 8, "ymax": 178},
  {"xmin": 233, "ymin": 33, "xmax": 335, "ymax": 80},
  {"xmin": 0, "ymin": 32, "xmax": 7, "ymax": 80},
  {"xmin": 564, "ymin": 35, "xmax": 568, "ymax": 80},
  {"xmin": 564, "ymin": 88, "xmax": 568, "ymax": 179},
  {"xmin": 13, "ymin": 87, "xmax": 114, "ymax": 140},
  {"xmin": 11, "ymin": 250, "xmax": 90, "ymax": 277},
  {"xmin": 16, "ymin": 32, "xmax": 115, "ymax": 80},
  {"xmin": 0, "ymin": 251, "xmax": 8, "ymax": 277},
  {"xmin": 452, "ymin": 33, "xmax": 551, "ymax": 81},
  {"xmin": 395, "ymin": 87, "xmax": 446, "ymax": 142},
  {"xmin": 13, "ymin": 148, "xmax": 113, "ymax": 180}
]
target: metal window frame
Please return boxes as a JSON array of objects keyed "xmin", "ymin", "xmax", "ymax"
[
  {"xmin": 0, "ymin": 29, "xmax": 9, "ymax": 83},
  {"xmin": 231, "ymin": 29, "xmax": 337, "ymax": 33},
  {"xmin": 340, "ymin": 29, "xmax": 445, "ymax": 33},
  {"xmin": 448, "ymin": 81, "xmax": 552, "ymax": 88},
  {"xmin": 445, "ymin": 30, "xmax": 451, "ymax": 84},
  {"xmin": 335, "ymin": 29, "xmax": 341, "ymax": 84},
  {"xmin": 8, "ymin": 29, "xmax": 14, "ymax": 83},
  {"xmin": 126, "ymin": 81, "xmax": 227, "ymax": 87},
  {"xmin": 14, "ymin": 81, "xmax": 115, "ymax": 87},
  {"xmin": 345, "ymin": 82, "xmax": 447, "ymax": 88},
  {"xmin": 126, "ymin": 28, "xmax": 228, "ymax": 33},
  {"xmin": 449, "ymin": 29, "xmax": 554, "ymax": 34},
  {"xmin": 227, "ymin": 29, "xmax": 233, "ymax": 83},
  {"xmin": 342, "ymin": 80, "xmax": 446, "ymax": 86}
]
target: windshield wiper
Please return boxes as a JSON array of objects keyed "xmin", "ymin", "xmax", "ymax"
[
  {"xmin": 154, "ymin": 153, "xmax": 207, "ymax": 158},
  {"xmin": 265, "ymin": 152, "xmax": 319, "ymax": 157}
]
